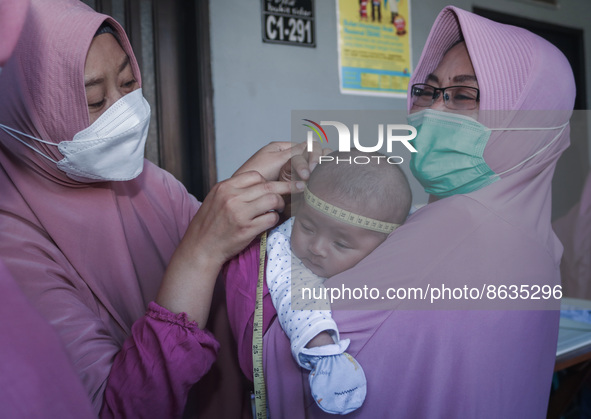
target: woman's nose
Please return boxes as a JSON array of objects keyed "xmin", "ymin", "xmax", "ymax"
[
  {"xmin": 429, "ymin": 93, "xmax": 447, "ymax": 111},
  {"xmin": 100, "ymin": 92, "xmax": 124, "ymax": 116},
  {"xmin": 112, "ymin": 83, "xmax": 137, "ymax": 106},
  {"xmin": 113, "ymin": 89, "xmax": 125, "ymax": 103}
]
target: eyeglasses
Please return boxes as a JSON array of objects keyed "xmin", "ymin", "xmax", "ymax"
[{"xmin": 410, "ymin": 83, "xmax": 480, "ymax": 111}]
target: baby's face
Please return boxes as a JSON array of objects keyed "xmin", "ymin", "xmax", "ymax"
[{"xmin": 291, "ymin": 202, "xmax": 388, "ymax": 278}]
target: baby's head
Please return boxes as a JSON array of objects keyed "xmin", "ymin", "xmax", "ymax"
[{"xmin": 291, "ymin": 149, "xmax": 412, "ymax": 278}]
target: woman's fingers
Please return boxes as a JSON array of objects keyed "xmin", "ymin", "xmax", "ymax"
[
  {"xmin": 228, "ymin": 170, "xmax": 269, "ymax": 188},
  {"xmin": 288, "ymin": 154, "xmax": 311, "ymax": 181},
  {"xmin": 234, "ymin": 140, "xmax": 328, "ymax": 184},
  {"xmin": 306, "ymin": 140, "xmax": 325, "ymax": 173},
  {"xmin": 230, "ymin": 171, "xmax": 302, "ymax": 197},
  {"xmin": 290, "ymin": 140, "xmax": 321, "ymax": 180},
  {"xmin": 241, "ymin": 188, "xmax": 286, "ymax": 218},
  {"xmin": 185, "ymin": 174, "xmax": 297, "ymax": 264},
  {"xmin": 233, "ymin": 141, "xmax": 303, "ymax": 180},
  {"xmin": 280, "ymin": 140, "xmax": 329, "ymax": 183}
]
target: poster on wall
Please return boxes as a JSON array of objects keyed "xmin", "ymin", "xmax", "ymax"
[{"xmin": 337, "ymin": 0, "xmax": 412, "ymax": 97}]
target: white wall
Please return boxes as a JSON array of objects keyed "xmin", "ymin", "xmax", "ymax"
[{"xmin": 209, "ymin": 0, "xmax": 591, "ymax": 207}]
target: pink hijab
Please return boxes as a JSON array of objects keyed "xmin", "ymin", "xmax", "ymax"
[
  {"xmin": 0, "ymin": 0, "xmax": 198, "ymax": 408},
  {"xmin": 0, "ymin": 0, "xmax": 29, "ymax": 65},
  {"xmin": 554, "ymin": 172, "xmax": 591, "ymax": 298},
  {"xmin": 0, "ymin": 0, "xmax": 92, "ymax": 416},
  {"xmin": 261, "ymin": 6, "xmax": 575, "ymax": 417}
]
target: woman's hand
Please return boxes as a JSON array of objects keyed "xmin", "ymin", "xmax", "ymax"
[
  {"xmin": 157, "ymin": 140, "xmax": 328, "ymax": 324},
  {"xmin": 187, "ymin": 171, "xmax": 295, "ymax": 265},
  {"xmin": 278, "ymin": 141, "xmax": 330, "ymax": 183},
  {"xmin": 234, "ymin": 141, "xmax": 327, "ymax": 183},
  {"xmin": 275, "ymin": 141, "xmax": 330, "ymax": 219},
  {"xmin": 158, "ymin": 171, "xmax": 296, "ymax": 325}
]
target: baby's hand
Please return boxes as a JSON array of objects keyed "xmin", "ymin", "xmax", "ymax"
[{"xmin": 306, "ymin": 331, "xmax": 335, "ymax": 348}]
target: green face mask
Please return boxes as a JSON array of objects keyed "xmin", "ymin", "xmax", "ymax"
[{"xmin": 407, "ymin": 109, "xmax": 499, "ymax": 198}]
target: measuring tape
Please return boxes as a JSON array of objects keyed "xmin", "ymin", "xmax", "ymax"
[
  {"xmin": 252, "ymin": 231, "xmax": 267, "ymax": 419},
  {"xmin": 303, "ymin": 187, "xmax": 399, "ymax": 234}
]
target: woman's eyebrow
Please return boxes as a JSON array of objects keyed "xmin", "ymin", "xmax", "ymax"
[
  {"xmin": 84, "ymin": 74, "xmax": 103, "ymax": 88},
  {"xmin": 118, "ymin": 56, "xmax": 130, "ymax": 74},
  {"xmin": 453, "ymin": 74, "xmax": 478, "ymax": 84},
  {"xmin": 425, "ymin": 73, "xmax": 478, "ymax": 85},
  {"xmin": 84, "ymin": 56, "xmax": 130, "ymax": 88}
]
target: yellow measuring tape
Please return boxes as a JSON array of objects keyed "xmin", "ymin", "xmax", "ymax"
[
  {"xmin": 252, "ymin": 231, "xmax": 267, "ymax": 419},
  {"xmin": 303, "ymin": 187, "xmax": 399, "ymax": 234}
]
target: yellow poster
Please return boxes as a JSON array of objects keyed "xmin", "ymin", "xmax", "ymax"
[{"xmin": 337, "ymin": 0, "xmax": 412, "ymax": 97}]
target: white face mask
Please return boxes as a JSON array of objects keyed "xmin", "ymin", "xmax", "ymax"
[{"xmin": 0, "ymin": 88, "xmax": 150, "ymax": 183}]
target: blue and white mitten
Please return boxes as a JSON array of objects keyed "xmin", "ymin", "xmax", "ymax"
[{"xmin": 299, "ymin": 339, "xmax": 367, "ymax": 415}]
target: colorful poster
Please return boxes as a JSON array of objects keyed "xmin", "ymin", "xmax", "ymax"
[{"xmin": 337, "ymin": 0, "xmax": 412, "ymax": 97}]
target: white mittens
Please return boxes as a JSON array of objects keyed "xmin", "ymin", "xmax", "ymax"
[{"xmin": 299, "ymin": 340, "xmax": 367, "ymax": 415}]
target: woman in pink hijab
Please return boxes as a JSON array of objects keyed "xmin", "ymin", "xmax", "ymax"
[
  {"xmin": 0, "ymin": 0, "xmax": 93, "ymax": 416},
  {"xmin": 225, "ymin": 6, "xmax": 575, "ymax": 417},
  {"xmin": 0, "ymin": 0, "xmax": 304, "ymax": 416}
]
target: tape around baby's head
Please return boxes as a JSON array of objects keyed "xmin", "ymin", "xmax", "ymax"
[{"xmin": 303, "ymin": 187, "xmax": 399, "ymax": 234}]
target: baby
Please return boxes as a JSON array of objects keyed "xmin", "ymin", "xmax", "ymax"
[{"xmin": 266, "ymin": 149, "xmax": 412, "ymax": 414}]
